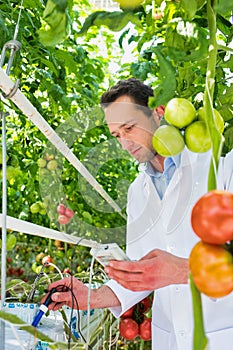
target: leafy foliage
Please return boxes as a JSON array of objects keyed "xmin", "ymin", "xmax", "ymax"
[{"xmin": 77, "ymin": 0, "xmax": 233, "ymax": 154}]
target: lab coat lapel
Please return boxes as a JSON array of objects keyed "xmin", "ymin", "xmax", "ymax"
[{"xmin": 162, "ymin": 150, "xmax": 198, "ymax": 233}]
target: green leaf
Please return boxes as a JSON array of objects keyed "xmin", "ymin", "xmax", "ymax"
[
  {"xmin": 196, "ymin": 0, "xmax": 207, "ymax": 10},
  {"xmin": 214, "ymin": 0, "xmax": 233, "ymax": 15},
  {"xmin": 217, "ymin": 85, "xmax": 233, "ymax": 121},
  {"xmin": 50, "ymin": 0, "xmax": 68, "ymax": 12},
  {"xmin": 165, "ymin": 21, "xmax": 209, "ymax": 62},
  {"xmin": 131, "ymin": 61, "xmax": 153, "ymax": 81},
  {"xmin": 180, "ymin": 0, "xmax": 197, "ymax": 20},
  {"xmin": 148, "ymin": 47, "xmax": 176, "ymax": 107},
  {"xmin": 77, "ymin": 10, "xmax": 142, "ymax": 35},
  {"xmin": 0, "ymin": 311, "xmax": 58, "ymax": 349},
  {"xmin": 38, "ymin": 0, "xmax": 69, "ymax": 47},
  {"xmin": 223, "ymin": 126, "xmax": 233, "ymax": 151},
  {"xmin": 176, "ymin": 64, "xmax": 196, "ymax": 97}
]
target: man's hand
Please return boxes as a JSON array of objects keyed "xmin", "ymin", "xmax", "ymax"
[
  {"xmin": 40, "ymin": 276, "xmax": 121, "ymax": 311},
  {"xmin": 104, "ymin": 249, "xmax": 189, "ymax": 291}
]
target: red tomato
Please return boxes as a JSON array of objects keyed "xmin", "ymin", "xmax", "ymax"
[
  {"xmin": 189, "ymin": 241, "xmax": 233, "ymax": 298},
  {"xmin": 139, "ymin": 296, "xmax": 152, "ymax": 314},
  {"xmin": 139, "ymin": 317, "xmax": 152, "ymax": 341},
  {"xmin": 42, "ymin": 255, "xmax": 53, "ymax": 265},
  {"xmin": 58, "ymin": 214, "xmax": 70, "ymax": 225},
  {"xmin": 121, "ymin": 306, "xmax": 135, "ymax": 318},
  {"xmin": 65, "ymin": 207, "xmax": 74, "ymax": 218},
  {"xmin": 57, "ymin": 203, "xmax": 66, "ymax": 215},
  {"xmin": 119, "ymin": 318, "xmax": 139, "ymax": 340},
  {"xmin": 191, "ymin": 190, "xmax": 233, "ymax": 244}
]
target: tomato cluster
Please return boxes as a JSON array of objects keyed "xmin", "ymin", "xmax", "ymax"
[
  {"xmin": 152, "ymin": 98, "xmax": 224, "ymax": 157},
  {"xmin": 189, "ymin": 190, "xmax": 233, "ymax": 298},
  {"xmin": 119, "ymin": 295, "xmax": 152, "ymax": 341},
  {"xmin": 57, "ymin": 203, "xmax": 74, "ymax": 225},
  {"xmin": 37, "ymin": 153, "xmax": 59, "ymax": 171}
]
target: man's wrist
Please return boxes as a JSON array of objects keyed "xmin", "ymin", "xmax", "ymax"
[{"xmin": 90, "ymin": 285, "xmax": 121, "ymax": 309}]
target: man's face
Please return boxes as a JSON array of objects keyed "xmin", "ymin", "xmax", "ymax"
[{"xmin": 105, "ymin": 95, "xmax": 160, "ymax": 163}]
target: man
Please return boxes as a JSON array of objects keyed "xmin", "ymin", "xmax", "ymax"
[{"xmin": 42, "ymin": 78, "xmax": 233, "ymax": 349}]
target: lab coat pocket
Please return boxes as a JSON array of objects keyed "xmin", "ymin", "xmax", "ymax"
[
  {"xmin": 151, "ymin": 322, "xmax": 178, "ymax": 350},
  {"xmin": 202, "ymin": 293, "xmax": 233, "ymax": 333},
  {"xmin": 207, "ymin": 326, "xmax": 233, "ymax": 350}
]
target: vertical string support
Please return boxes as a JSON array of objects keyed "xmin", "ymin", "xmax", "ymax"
[{"xmin": 0, "ymin": 111, "xmax": 8, "ymax": 349}]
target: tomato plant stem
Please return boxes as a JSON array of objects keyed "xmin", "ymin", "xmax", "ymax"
[
  {"xmin": 191, "ymin": 1, "xmax": 223, "ymax": 349},
  {"xmin": 204, "ymin": 0, "xmax": 223, "ymax": 190},
  {"xmin": 190, "ymin": 274, "xmax": 208, "ymax": 350},
  {"xmin": 139, "ymin": 339, "xmax": 144, "ymax": 350}
]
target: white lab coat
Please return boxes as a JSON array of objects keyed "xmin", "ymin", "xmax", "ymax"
[{"xmin": 107, "ymin": 148, "xmax": 233, "ymax": 349}]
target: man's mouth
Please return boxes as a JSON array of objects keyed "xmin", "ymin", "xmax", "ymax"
[{"xmin": 130, "ymin": 147, "xmax": 142, "ymax": 156}]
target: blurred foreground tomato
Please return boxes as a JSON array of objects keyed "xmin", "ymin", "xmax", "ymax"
[
  {"xmin": 191, "ymin": 190, "xmax": 233, "ymax": 244},
  {"xmin": 119, "ymin": 318, "xmax": 139, "ymax": 340},
  {"xmin": 189, "ymin": 241, "xmax": 233, "ymax": 298}
]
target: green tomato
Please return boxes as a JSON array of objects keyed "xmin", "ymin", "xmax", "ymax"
[
  {"xmin": 114, "ymin": 0, "xmax": 144, "ymax": 9},
  {"xmin": 39, "ymin": 208, "xmax": 47, "ymax": 215},
  {"xmin": 30, "ymin": 202, "xmax": 41, "ymax": 214},
  {"xmin": 6, "ymin": 234, "xmax": 17, "ymax": 251},
  {"xmin": 165, "ymin": 98, "xmax": 196, "ymax": 129},
  {"xmin": 197, "ymin": 107, "xmax": 224, "ymax": 133},
  {"xmin": 37, "ymin": 158, "xmax": 47, "ymax": 168},
  {"xmin": 152, "ymin": 125, "xmax": 185, "ymax": 157},
  {"xmin": 47, "ymin": 159, "xmax": 58, "ymax": 171},
  {"xmin": 184, "ymin": 121, "xmax": 211, "ymax": 153}
]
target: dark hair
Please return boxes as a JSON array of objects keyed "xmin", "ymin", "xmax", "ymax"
[{"xmin": 100, "ymin": 78, "xmax": 154, "ymax": 108}]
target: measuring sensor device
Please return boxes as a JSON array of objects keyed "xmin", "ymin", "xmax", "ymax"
[
  {"xmin": 31, "ymin": 288, "xmax": 57, "ymax": 327},
  {"xmin": 90, "ymin": 243, "xmax": 130, "ymax": 267}
]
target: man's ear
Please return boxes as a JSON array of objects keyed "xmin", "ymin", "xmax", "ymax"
[
  {"xmin": 152, "ymin": 105, "xmax": 165, "ymax": 125},
  {"xmin": 155, "ymin": 105, "xmax": 165, "ymax": 119}
]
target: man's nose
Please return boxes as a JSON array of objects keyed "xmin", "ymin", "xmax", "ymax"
[{"xmin": 119, "ymin": 137, "xmax": 134, "ymax": 150}]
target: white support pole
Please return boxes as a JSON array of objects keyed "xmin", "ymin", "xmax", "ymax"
[
  {"xmin": 0, "ymin": 68, "xmax": 126, "ymax": 220},
  {"xmin": 0, "ymin": 214, "xmax": 99, "ymax": 249}
]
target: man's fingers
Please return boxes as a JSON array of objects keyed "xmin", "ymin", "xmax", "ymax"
[
  {"xmin": 140, "ymin": 249, "xmax": 160, "ymax": 260},
  {"xmin": 48, "ymin": 301, "xmax": 64, "ymax": 311},
  {"xmin": 48, "ymin": 277, "xmax": 72, "ymax": 291},
  {"xmin": 106, "ymin": 260, "xmax": 143, "ymax": 273},
  {"xmin": 51, "ymin": 291, "xmax": 71, "ymax": 303},
  {"xmin": 108, "ymin": 268, "xmax": 141, "ymax": 282}
]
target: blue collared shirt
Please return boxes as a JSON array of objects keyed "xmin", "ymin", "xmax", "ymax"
[{"xmin": 145, "ymin": 154, "xmax": 181, "ymax": 199}]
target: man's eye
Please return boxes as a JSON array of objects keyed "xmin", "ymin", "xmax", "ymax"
[{"xmin": 125, "ymin": 125, "xmax": 134, "ymax": 132}]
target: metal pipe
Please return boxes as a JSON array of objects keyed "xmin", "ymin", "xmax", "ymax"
[{"xmin": 0, "ymin": 111, "xmax": 8, "ymax": 348}]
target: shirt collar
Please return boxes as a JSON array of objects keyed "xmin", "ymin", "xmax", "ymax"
[{"xmin": 140, "ymin": 153, "xmax": 181, "ymax": 177}]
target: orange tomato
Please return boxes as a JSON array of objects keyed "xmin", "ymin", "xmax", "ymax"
[{"xmin": 189, "ymin": 241, "xmax": 233, "ymax": 298}]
